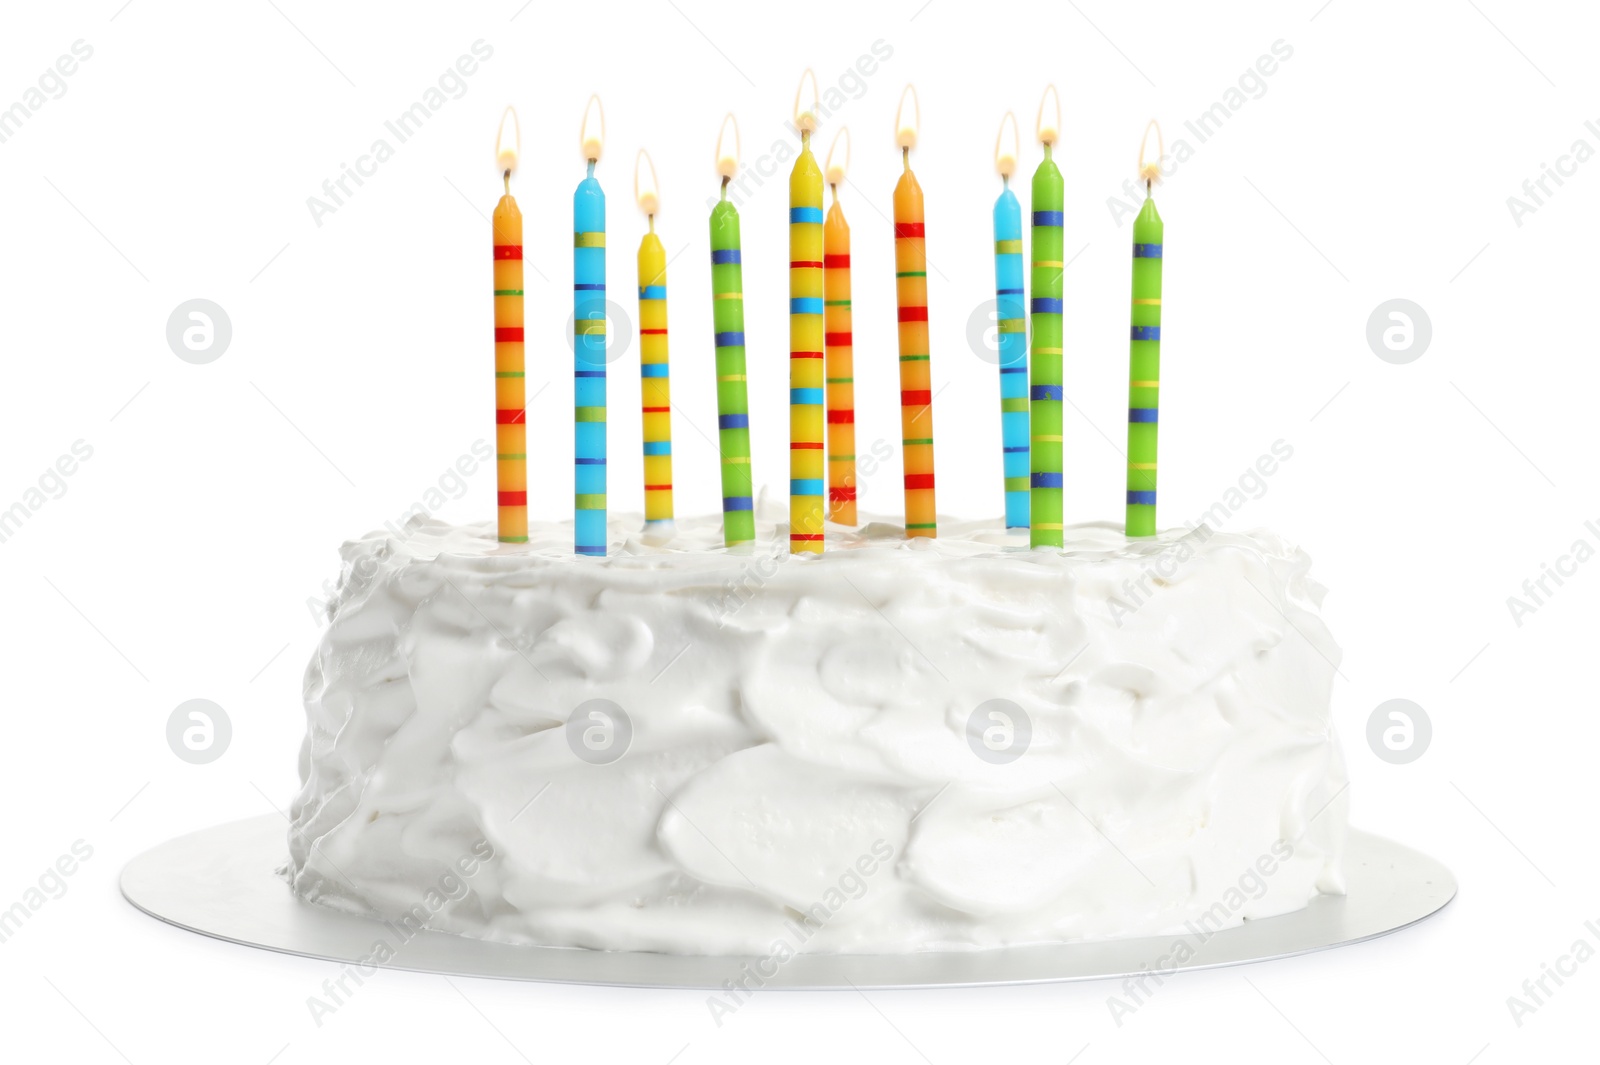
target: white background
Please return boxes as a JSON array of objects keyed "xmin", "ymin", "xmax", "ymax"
[{"xmin": 0, "ymin": 0, "xmax": 1593, "ymax": 1061}]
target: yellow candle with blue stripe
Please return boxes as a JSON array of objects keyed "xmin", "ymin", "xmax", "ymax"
[
  {"xmin": 635, "ymin": 149, "xmax": 674, "ymax": 535},
  {"xmin": 788, "ymin": 71, "xmax": 825, "ymax": 554}
]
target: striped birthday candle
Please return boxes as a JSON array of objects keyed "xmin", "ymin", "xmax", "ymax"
[
  {"xmin": 573, "ymin": 96, "xmax": 607, "ymax": 557},
  {"xmin": 1127, "ymin": 120, "xmax": 1165, "ymax": 538},
  {"xmin": 823, "ymin": 128, "xmax": 857, "ymax": 527},
  {"xmin": 1028, "ymin": 86, "xmax": 1065, "ymax": 549},
  {"xmin": 492, "ymin": 108, "xmax": 527, "ymax": 544},
  {"xmin": 788, "ymin": 80, "xmax": 826, "ymax": 555},
  {"xmin": 892, "ymin": 86, "xmax": 937, "ymax": 539},
  {"xmin": 711, "ymin": 114, "xmax": 755, "ymax": 546},
  {"xmin": 992, "ymin": 112, "xmax": 1028, "ymax": 529},
  {"xmin": 635, "ymin": 149, "xmax": 674, "ymax": 533}
]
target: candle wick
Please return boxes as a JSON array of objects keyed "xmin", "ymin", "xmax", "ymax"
[
  {"xmin": 802, "ymin": 129, "xmax": 810, "ymax": 150},
  {"xmin": 829, "ymin": 182, "xmax": 838, "ymax": 204},
  {"xmin": 586, "ymin": 160, "xmax": 596, "ymax": 178},
  {"xmin": 1002, "ymin": 173, "xmax": 1010, "ymax": 189},
  {"xmin": 648, "ymin": 213, "xmax": 655, "ymax": 233},
  {"xmin": 503, "ymin": 170, "xmax": 511, "ymax": 195},
  {"xmin": 902, "ymin": 146, "xmax": 909, "ymax": 172},
  {"xmin": 720, "ymin": 175, "xmax": 729, "ymax": 201},
  {"xmin": 1043, "ymin": 143, "xmax": 1053, "ymax": 162}
]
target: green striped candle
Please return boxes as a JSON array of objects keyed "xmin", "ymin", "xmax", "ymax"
[
  {"xmin": 1126, "ymin": 125, "xmax": 1165, "ymax": 538},
  {"xmin": 1028, "ymin": 117, "xmax": 1065, "ymax": 549},
  {"xmin": 711, "ymin": 115, "xmax": 755, "ymax": 546}
]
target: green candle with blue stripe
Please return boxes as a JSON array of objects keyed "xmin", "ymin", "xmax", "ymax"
[
  {"xmin": 1028, "ymin": 87, "xmax": 1065, "ymax": 548},
  {"xmin": 711, "ymin": 115, "xmax": 755, "ymax": 546},
  {"xmin": 1126, "ymin": 122, "xmax": 1165, "ymax": 539},
  {"xmin": 573, "ymin": 96, "xmax": 607, "ymax": 556}
]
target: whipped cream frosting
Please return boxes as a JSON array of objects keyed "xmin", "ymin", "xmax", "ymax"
[{"xmin": 285, "ymin": 511, "xmax": 1348, "ymax": 955}]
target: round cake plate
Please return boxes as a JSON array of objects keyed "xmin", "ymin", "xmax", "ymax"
[{"xmin": 121, "ymin": 815, "xmax": 1454, "ymax": 989}]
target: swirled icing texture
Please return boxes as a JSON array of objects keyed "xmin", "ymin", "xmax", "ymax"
[{"xmin": 285, "ymin": 513, "xmax": 1347, "ymax": 955}]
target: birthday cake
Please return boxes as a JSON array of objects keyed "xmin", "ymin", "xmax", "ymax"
[{"xmin": 284, "ymin": 511, "xmax": 1348, "ymax": 955}]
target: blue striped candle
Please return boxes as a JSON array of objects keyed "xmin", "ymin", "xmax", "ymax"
[
  {"xmin": 574, "ymin": 158, "xmax": 607, "ymax": 557},
  {"xmin": 993, "ymin": 179, "xmax": 1028, "ymax": 528}
]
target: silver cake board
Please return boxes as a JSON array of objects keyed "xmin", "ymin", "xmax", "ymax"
[{"xmin": 120, "ymin": 815, "xmax": 1454, "ymax": 989}]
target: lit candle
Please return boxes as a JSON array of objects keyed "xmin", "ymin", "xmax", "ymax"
[
  {"xmin": 1126, "ymin": 120, "xmax": 1165, "ymax": 539},
  {"xmin": 635, "ymin": 149, "xmax": 675, "ymax": 537},
  {"xmin": 992, "ymin": 112, "xmax": 1029, "ymax": 530},
  {"xmin": 823, "ymin": 127, "xmax": 857, "ymax": 527},
  {"xmin": 492, "ymin": 107, "xmax": 527, "ymax": 544},
  {"xmin": 1028, "ymin": 85, "xmax": 1065, "ymax": 549},
  {"xmin": 710, "ymin": 114, "xmax": 755, "ymax": 547},
  {"xmin": 893, "ymin": 85, "xmax": 937, "ymax": 539},
  {"xmin": 789, "ymin": 71, "xmax": 826, "ymax": 554},
  {"xmin": 573, "ymin": 95, "xmax": 607, "ymax": 557}
]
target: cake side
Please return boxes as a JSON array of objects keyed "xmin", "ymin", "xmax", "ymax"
[{"xmin": 284, "ymin": 513, "xmax": 1347, "ymax": 955}]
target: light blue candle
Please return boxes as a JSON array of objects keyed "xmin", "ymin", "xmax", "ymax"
[
  {"xmin": 993, "ymin": 175, "xmax": 1028, "ymax": 529},
  {"xmin": 574, "ymin": 157, "xmax": 607, "ymax": 557}
]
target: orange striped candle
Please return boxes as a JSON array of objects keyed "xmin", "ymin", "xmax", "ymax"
[
  {"xmin": 492, "ymin": 108, "xmax": 527, "ymax": 543},
  {"xmin": 892, "ymin": 86, "xmax": 936, "ymax": 538},
  {"xmin": 823, "ymin": 128, "xmax": 856, "ymax": 526}
]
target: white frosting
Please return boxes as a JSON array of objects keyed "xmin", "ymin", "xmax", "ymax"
[{"xmin": 286, "ymin": 511, "xmax": 1347, "ymax": 955}]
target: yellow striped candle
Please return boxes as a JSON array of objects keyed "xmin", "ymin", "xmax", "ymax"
[
  {"xmin": 491, "ymin": 108, "xmax": 527, "ymax": 544},
  {"xmin": 823, "ymin": 127, "xmax": 856, "ymax": 526},
  {"xmin": 893, "ymin": 86, "xmax": 936, "ymax": 538},
  {"xmin": 635, "ymin": 149, "xmax": 674, "ymax": 535},
  {"xmin": 788, "ymin": 71, "xmax": 825, "ymax": 553}
]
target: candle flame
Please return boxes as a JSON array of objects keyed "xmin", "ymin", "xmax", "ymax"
[
  {"xmin": 895, "ymin": 84, "xmax": 919, "ymax": 150},
  {"xmin": 824, "ymin": 126, "xmax": 850, "ymax": 185},
  {"xmin": 715, "ymin": 112, "xmax": 741, "ymax": 179},
  {"xmin": 495, "ymin": 105, "xmax": 520, "ymax": 174},
  {"xmin": 1036, "ymin": 84, "xmax": 1060, "ymax": 146},
  {"xmin": 580, "ymin": 94, "xmax": 605, "ymax": 162},
  {"xmin": 995, "ymin": 111, "xmax": 1019, "ymax": 178},
  {"xmin": 794, "ymin": 68, "xmax": 820, "ymax": 135},
  {"xmin": 1137, "ymin": 119, "xmax": 1164, "ymax": 185},
  {"xmin": 635, "ymin": 148, "xmax": 660, "ymax": 217}
]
